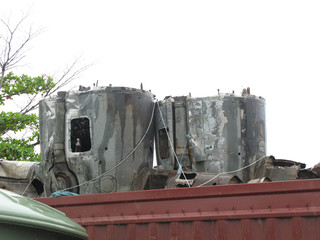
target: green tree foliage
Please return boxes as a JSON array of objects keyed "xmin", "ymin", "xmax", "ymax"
[
  {"xmin": 0, "ymin": 12, "xmax": 90, "ymax": 162},
  {"xmin": 0, "ymin": 72, "xmax": 55, "ymax": 161}
]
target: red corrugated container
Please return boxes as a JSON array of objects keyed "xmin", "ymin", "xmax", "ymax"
[{"xmin": 37, "ymin": 179, "xmax": 320, "ymax": 240}]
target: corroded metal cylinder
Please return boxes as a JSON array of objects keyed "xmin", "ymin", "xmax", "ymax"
[
  {"xmin": 38, "ymin": 87, "xmax": 155, "ymax": 195},
  {"xmin": 155, "ymin": 91, "xmax": 266, "ymax": 182}
]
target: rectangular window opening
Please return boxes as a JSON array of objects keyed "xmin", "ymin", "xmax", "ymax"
[{"xmin": 71, "ymin": 117, "xmax": 91, "ymax": 152}]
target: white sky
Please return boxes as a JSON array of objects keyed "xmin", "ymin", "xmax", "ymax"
[{"xmin": 2, "ymin": 0, "xmax": 320, "ymax": 167}]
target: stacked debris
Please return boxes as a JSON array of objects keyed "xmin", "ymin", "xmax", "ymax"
[
  {"xmin": 252, "ymin": 155, "xmax": 318, "ymax": 181},
  {"xmin": 0, "ymin": 87, "xmax": 319, "ymax": 198}
]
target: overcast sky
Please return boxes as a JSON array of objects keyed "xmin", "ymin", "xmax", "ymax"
[{"xmin": 2, "ymin": 0, "xmax": 320, "ymax": 167}]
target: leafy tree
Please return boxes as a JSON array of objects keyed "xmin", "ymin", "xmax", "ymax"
[
  {"xmin": 0, "ymin": 12, "xmax": 90, "ymax": 161},
  {"xmin": 0, "ymin": 73, "xmax": 55, "ymax": 161}
]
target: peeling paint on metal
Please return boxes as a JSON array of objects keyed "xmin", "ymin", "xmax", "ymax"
[
  {"xmin": 155, "ymin": 92, "xmax": 266, "ymax": 182},
  {"xmin": 37, "ymin": 87, "xmax": 155, "ymax": 196}
]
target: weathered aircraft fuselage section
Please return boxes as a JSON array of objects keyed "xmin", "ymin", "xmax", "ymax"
[
  {"xmin": 36, "ymin": 87, "xmax": 155, "ymax": 196},
  {"xmin": 1, "ymin": 86, "xmax": 316, "ymax": 198},
  {"xmin": 155, "ymin": 91, "xmax": 266, "ymax": 182}
]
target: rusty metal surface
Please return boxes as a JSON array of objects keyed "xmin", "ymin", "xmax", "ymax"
[{"xmin": 37, "ymin": 179, "xmax": 320, "ymax": 240}]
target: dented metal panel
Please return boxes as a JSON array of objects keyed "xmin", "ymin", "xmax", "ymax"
[
  {"xmin": 155, "ymin": 92, "xmax": 266, "ymax": 182},
  {"xmin": 37, "ymin": 179, "xmax": 320, "ymax": 240},
  {"xmin": 131, "ymin": 168, "xmax": 242, "ymax": 189},
  {"xmin": 253, "ymin": 156, "xmax": 308, "ymax": 181},
  {"xmin": 37, "ymin": 87, "xmax": 155, "ymax": 196}
]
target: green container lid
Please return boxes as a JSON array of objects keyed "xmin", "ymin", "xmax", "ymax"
[{"xmin": 0, "ymin": 189, "xmax": 88, "ymax": 239}]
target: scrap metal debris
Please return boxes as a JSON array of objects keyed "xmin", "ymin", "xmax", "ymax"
[{"xmin": 0, "ymin": 87, "xmax": 319, "ymax": 198}]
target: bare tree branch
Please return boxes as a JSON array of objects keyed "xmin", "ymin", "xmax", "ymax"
[
  {"xmin": 0, "ymin": 8, "xmax": 93, "ymax": 160},
  {"xmin": 19, "ymin": 94, "xmax": 38, "ymax": 114},
  {"xmin": 49, "ymin": 57, "xmax": 93, "ymax": 93},
  {"xmin": 19, "ymin": 56, "xmax": 93, "ymax": 115},
  {"xmin": 0, "ymin": 11, "xmax": 43, "ymax": 89},
  {"xmin": 0, "ymin": 11, "xmax": 92, "ymax": 126}
]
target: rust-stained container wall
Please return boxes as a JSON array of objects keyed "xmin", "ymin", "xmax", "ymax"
[
  {"xmin": 37, "ymin": 179, "xmax": 320, "ymax": 240},
  {"xmin": 155, "ymin": 93, "xmax": 266, "ymax": 182},
  {"xmin": 37, "ymin": 87, "xmax": 155, "ymax": 196}
]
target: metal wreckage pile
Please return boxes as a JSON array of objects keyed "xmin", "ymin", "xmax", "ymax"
[{"xmin": 0, "ymin": 86, "xmax": 319, "ymax": 198}]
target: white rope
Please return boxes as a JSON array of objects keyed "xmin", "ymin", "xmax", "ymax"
[
  {"xmin": 196, "ymin": 156, "xmax": 267, "ymax": 187},
  {"xmin": 156, "ymin": 101, "xmax": 191, "ymax": 187}
]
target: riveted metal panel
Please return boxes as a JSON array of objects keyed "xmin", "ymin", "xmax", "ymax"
[{"xmin": 37, "ymin": 179, "xmax": 320, "ymax": 240}]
